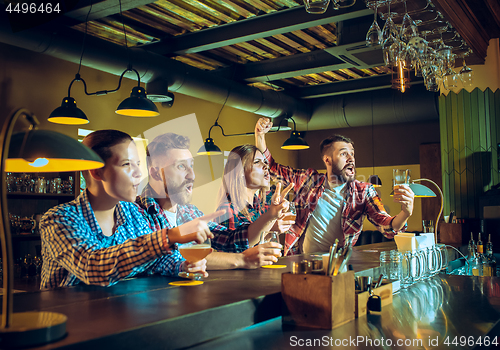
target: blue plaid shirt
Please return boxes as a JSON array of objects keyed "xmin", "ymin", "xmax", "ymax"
[
  {"xmin": 40, "ymin": 190, "xmax": 184, "ymax": 289},
  {"xmin": 136, "ymin": 185, "xmax": 250, "ymax": 253}
]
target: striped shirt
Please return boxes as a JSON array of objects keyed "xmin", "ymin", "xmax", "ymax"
[
  {"xmin": 136, "ymin": 185, "xmax": 250, "ymax": 253},
  {"xmin": 263, "ymin": 148, "xmax": 401, "ymax": 255},
  {"xmin": 40, "ymin": 190, "xmax": 184, "ymax": 289}
]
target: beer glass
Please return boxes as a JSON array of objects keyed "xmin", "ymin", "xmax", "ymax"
[
  {"xmin": 401, "ymin": 251, "xmax": 422, "ymax": 288},
  {"xmin": 393, "ymin": 169, "xmax": 410, "ymax": 190},
  {"xmin": 284, "ymin": 202, "xmax": 296, "ymax": 222},
  {"xmin": 380, "ymin": 250, "xmax": 403, "ymax": 281},
  {"xmin": 178, "ymin": 238, "xmax": 212, "ymax": 263}
]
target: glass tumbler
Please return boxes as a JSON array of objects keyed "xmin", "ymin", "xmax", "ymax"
[{"xmin": 380, "ymin": 250, "xmax": 403, "ymax": 281}]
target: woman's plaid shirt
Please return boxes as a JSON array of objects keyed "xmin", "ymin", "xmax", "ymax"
[
  {"xmin": 263, "ymin": 148, "xmax": 401, "ymax": 255},
  {"xmin": 40, "ymin": 190, "xmax": 183, "ymax": 289}
]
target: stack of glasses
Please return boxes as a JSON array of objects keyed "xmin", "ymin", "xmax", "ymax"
[{"xmin": 380, "ymin": 245, "xmax": 448, "ymax": 289}]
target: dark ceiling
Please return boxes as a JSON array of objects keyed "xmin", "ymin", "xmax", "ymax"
[{"xmin": 0, "ymin": 0, "xmax": 499, "ymax": 128}]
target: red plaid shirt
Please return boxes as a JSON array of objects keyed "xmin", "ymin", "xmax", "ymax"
[{"xmin": 264, "ymin": 148, "xmax": 401, "ymax": 255}]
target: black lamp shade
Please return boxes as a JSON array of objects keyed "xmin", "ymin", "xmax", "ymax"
[
  {"xmin": 197, "ymin": 138, "xmax": 222, "ymax": 155},
  {"xmin": 116, "ymin": 86, "xmax": 160, "ymax": 117},
  {"xmin": 7, "ymin": 130, "xmax": 104, "ymax": 172},
  {"xmin": 369, "ymin": 175, "xmax": 382, "ymax": 187},
  {"xmin": 48, "ymin": 97, "xmax": 89, "ymax": 125},
  {"xmin": 281, "ymin": 131, "xmax": 309, "ymax": 150}
]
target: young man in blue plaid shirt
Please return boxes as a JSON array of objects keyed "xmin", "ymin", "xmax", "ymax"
[
  {"xmin": 40, "ymin": 130, "xmax": 220, "ymax": 289},
  {"xmin": 136, "ymin": 132, "xmax": 285, "ymax": 269}
]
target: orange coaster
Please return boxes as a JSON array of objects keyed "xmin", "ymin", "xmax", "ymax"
[
  {"xmin": 169, "ymin": 281, "xmax": 204, "ymax": 286},
  {"xmin": 261, "ymin": 264, "xmax": 287, "ymax": 269}
]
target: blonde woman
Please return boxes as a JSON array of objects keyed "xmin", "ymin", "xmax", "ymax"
[{"xmin": 214, "ymin": 144, "xmax": 294, "ymax": 251}]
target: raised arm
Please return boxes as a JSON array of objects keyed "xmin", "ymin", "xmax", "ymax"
[{"xmin": 255, "ymin": 117, "xmax": 272, "ymax": 153}]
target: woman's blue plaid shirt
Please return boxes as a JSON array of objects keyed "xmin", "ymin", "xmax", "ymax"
[{"xmin": 40, "ymin": 190, "xmax": 184, "ymax": 289}]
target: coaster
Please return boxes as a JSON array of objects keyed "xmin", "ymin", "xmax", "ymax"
[
  {"xmin": 261, "ymin": 264, "xmax": 287, "ymax": 269},
  {"xmin": 169, "ymin": 281, "xmax": 204, "ymax": 286}
]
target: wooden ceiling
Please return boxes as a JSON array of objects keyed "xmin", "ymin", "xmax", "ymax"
[{"xmin": 5, "ymin": 0, "xmax": 500, "ymax": 99}]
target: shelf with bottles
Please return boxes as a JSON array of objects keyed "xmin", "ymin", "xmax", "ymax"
[{"xmin": 6, "ymin": 171, "xmax": 79, "ymax": 198}]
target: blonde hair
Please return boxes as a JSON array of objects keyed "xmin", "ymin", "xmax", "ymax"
[{"xmin": 216, "ymin": 144, "xmax": 265, "ymax": 219}]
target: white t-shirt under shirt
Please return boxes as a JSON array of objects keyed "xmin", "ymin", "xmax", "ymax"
[
  {"xmin": 162, "ymin": 209, "xmax": 177, "ymax": 228},
  {"xmin": 302, "ymin": 182, "xmax": 346, "ymax": 254}
]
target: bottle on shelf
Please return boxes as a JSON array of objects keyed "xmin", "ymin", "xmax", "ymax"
[
  {"xmin": 483, "ymin": 234, "xmax": 497, "ymax": 277},
  {"xmin": 467, "ymin": 232, "xmax": 476, "ymax": 275},
  {"xmin": 472, "ymin": 232, "xmax": 485, "ymax": 276}
]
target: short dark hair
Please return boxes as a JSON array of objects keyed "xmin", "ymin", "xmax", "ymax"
[
  {"xmin": 320, "ymin": 135, "xmax": 354, "ymax": 155},
  {"xmin": 82, "ymin": 129, "xmax": 133, "ymax": 163},
  {"xmin": 146, "ymin": 133, "xmax": 190, "ymax": 167}
]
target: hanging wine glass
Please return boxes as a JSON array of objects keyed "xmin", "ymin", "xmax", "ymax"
[
  {"xmin": 400, "ymin": 0, "xmax": 418, "ymax": 44},
  {"xmin": 459, "ymin": 53, "xmax": 474, "ymax": 88},
  {"xmin": 366, "ymin": 1, "xmax": 382, "ymax": 46},
  {"xmin": 442, "ymin": 68, "xmax": 459, "ymax": 91},
  {"xmin": 383, "ymin": 35, "xmax": 398, "ymax": 66}
]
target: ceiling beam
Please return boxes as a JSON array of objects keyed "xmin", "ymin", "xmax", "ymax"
[
  {"xmin": 292, "ymin": 74, "xmax": 424, "ymax": 99},
  {"xmin": 216, "ymin": 41, "xmax": 384, "ymax": 83},
  {"xmin": 143, "ymin": 1, "xmax": 372, "ymax": 56}
]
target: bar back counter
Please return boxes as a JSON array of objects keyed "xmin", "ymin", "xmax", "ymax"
[{"xmin": 3, "ymin": 243, "xmax": 500, "ymax": 349}]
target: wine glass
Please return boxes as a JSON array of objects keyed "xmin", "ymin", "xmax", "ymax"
[
  {"xmin": 366, "ymin": 1, "xmax": 382, "ymax": 47},
  {"xmin": 399, "ymin": 0, "xmax": 418, "ymax": 44},
  {"xmin": 460, "ymin": 56, "xmax": 474, "ymax": 88},
  {"xmin": 178, "ymin": 238, "xmax": 212, "ymax": 263}
]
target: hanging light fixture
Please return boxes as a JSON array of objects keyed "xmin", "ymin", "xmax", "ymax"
[
  {"xmin": 49, "ymin": 0, "xmax": 159, "ymax": 123},
  {"xmin": 281, "ymin": 117, "xmax": 309, "ymax": 150},
  {"xmin": 48, "ymin": 3, "xmax": 92, "ymax": 125},
  {"xmin": 0, "ymin": 108, "xmax": 104, "ymax": 348},
  {"xmin": 115, "ymin": 70, "xmax": 159, "ymax": 117},
  {"xmin": 49, "ymin": 67, "xmax": 159, "ymax": 123}
]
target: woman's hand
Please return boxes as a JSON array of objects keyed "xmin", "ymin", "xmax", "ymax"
[
  {"xmin": 181, "ymin": 259, "xmax": 208, "ymax": 277},
  {"xmin": 271, "ymin": 217, "xmax": 295, "ymax": 233},
  {"xmin": 255, "ymin": 117, "xmax": 273, "ymax": 136},
  {"xmin": 241, "ymin": 242, "xmax": 282, "ymax": 269},
  {"xmin": 269, "ymin": 182, "xmax": 293, "ymax": 219}
]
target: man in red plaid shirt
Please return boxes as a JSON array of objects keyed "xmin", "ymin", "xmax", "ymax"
[{"xmin": 255, "ymin": 118, "xmax": 415, "ymax": 256}]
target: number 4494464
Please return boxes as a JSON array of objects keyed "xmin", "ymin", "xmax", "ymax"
[{"xmin": 5, "ymin": 2, "xmax": 61, "ymax": 14}]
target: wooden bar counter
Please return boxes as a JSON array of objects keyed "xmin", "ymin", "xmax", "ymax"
[{"xmin": 3, "ymin": 243, "xmax": 500, "ymax": 349}]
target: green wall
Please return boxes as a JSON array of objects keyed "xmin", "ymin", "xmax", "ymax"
[{"xmin": 439, "ymin": 88, "xmax": 500, "ymax": 219}]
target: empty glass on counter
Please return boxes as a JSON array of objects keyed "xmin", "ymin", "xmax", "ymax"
[{"xmin": 380, "ymin": 250, "xmax": 403, "ymax": 281}]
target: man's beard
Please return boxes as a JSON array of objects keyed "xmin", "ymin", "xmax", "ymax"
[
  {"xmin": 330, "ymin": 164, "xmax": 356, "ymax": 183},
  {"xmin": 163, "ymin": 179, "xmax": 193, "ymax": 205}
]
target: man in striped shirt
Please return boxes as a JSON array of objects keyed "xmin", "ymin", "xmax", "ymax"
[{"xmin": 254, "ymin": 118, "xmax": 415, "ymax": 255}]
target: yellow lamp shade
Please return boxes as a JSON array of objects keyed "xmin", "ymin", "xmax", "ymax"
[
  {"xmin": 281, "ymin": 131, "xmax": 309, "ymax": 150},
  {"xmin": 48, "ymin": 97, "xmax": 89, "ymax": 125},
  {"xmin": 197, "ymin": 138, "xmax": 222, "ymax": 156},
  {"xmin": 116, "ymin": 86, "xmax": 159, "ymax": 117},
  {"xmin": 7, "ymin": 130, "xmax": 104, "ymax": 172}
]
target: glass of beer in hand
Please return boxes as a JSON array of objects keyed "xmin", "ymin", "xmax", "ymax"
[
  {"xmin": 284, "ymin": 202, "xmax": 296, "ymax": 222},
  {"xmin": 393, "ymin": 169, "xmax": 410, "ymax": 191},
  {"xmin": 178, "ymin": 238, "xmax": 212, "ymax": 263}
]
